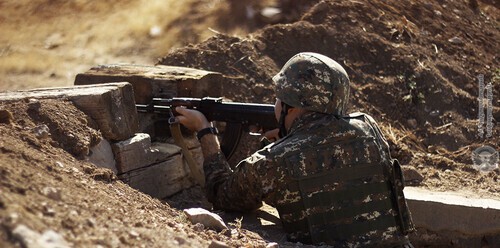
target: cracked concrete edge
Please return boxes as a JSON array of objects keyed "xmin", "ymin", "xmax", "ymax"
[{"xmin": 404, "ymin": 187, "xmax": 500, "ymax": 236}]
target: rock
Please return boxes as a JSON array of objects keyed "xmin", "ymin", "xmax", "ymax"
[
  {"xmin": 86, "ymin": 218, "xmax": 96, "ymax": 228},
  {"xmin": 55, "ymin": 161, "xmax": 64, "ymax": 168},
  {"xmin": 407, "ymin": 119, "xmax": 418, "ymax": 129},
  {"xmin": 12, "ymin": 224, "xmax": 70, "ymax": 248},
  {"xmin": 402, "ymin": 165, "xmax": 424, "ymax": 185},
  {"xmin": 429, "ymin": 110, "xmax": 440, "ymax": 117},
  {"xmin": 183, "ymin": 208, "xmax": 228, "ymax": 232},
  {"xmin": 42, "ymin": 204, "xmax": 56, "ymax": 217},
  {"xmin": 208, "ymin": 240, "xmax": 230, "ymax": 248},
  {"xmin": 41, "ymin": 187, "xmax": 62, "ymax": 201},
  {"xmin": 128, "ymin": 230, "xmax": 139, "ymax": 238},
  {"xmin": 33, "ymin": 125, "xmax": 50, "ymax": 139},
  {"xmin": 149, "ymin": 25, "xmax": 162, "ymax": 37},
  {"xmin": 448, "ymin": 36, "xmax": 463, "ymax": 45},
  {"xmin": 174, "ymin": 236, "xmax": 186, "ymax": 245},
  {"xmin": 260, "ymin": 7, "xmax": 282, "ymax": 23},
  {"xmin": 266, "ymin": 242, "xmax": 279, "ymax": 248},
  {"xmin": 193, "ymin": 223, "xmax": 205, "ymax": 232},
  {"xmin": 0, "ymin": 109, "xmax": 14, "ymax": 124},
  {"xmin": 91, "ymin": 167, "xmax": 116, "ymax": 183}
]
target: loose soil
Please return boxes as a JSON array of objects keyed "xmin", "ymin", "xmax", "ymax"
[{"xmin": 1, "ymin": 0, "xmax": 499, "ymax": 247}]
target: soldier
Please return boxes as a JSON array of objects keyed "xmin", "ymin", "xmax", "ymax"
[{"xmin": 176, "ymin": 52, "xmax": 415, "ymax": 247}]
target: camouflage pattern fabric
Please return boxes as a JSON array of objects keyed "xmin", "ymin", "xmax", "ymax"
[
  {"xmin": 273, "ymin": 52, "xmax": 350, "ymax": 115},
  {"xmin": 204, "ymin": 111, "xmax": 414, "ymax": 247}
]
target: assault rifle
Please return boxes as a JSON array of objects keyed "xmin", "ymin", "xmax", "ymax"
[{"xmin": 136, "ymin": 97, "xmax": 277, "ymax": 159}]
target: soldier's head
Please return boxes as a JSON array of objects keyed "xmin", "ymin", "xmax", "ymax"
[{"xmin": 272, "ymin": 52, "xmax": 350, "ymax": 116}]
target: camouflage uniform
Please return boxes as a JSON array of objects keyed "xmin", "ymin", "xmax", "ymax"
[{"xmin": 203, "ymin": 53, "xmax": 414, "ymax": 246}]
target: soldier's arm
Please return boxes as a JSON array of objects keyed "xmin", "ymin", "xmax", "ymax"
[
  {"xmin": 176, "ymin": 107, "xmax": 275, "ymax": 212},
  {"xmin": 201, "ymin": 143, "xmax": 276, "ymax": 212}
]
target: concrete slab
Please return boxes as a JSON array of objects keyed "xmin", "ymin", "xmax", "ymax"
[
  {"xmin": 404, "ymin": 187, "xmax": 500, "ymax": 236},
  {"xmin": 75, "ymin": 64, "xmax": 224, "ymax": 104},
  {"xmin": 0, "ymin": 82, "xmax": 138, "ymax": 141}
]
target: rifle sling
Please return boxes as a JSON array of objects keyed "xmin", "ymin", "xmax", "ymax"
[
  {"xmin": 220, "ymin": 123, "xmax": 243, "ymax": 160},
  {"xmin": 169, "ymin": 120, "xmax": 205, "ymax": 186}
]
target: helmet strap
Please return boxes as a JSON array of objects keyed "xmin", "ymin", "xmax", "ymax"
[{"xmin": 278, "ymin": 102, "xmax": 290, "ymax": 138}]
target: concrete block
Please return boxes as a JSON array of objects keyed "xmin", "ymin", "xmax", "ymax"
[
  {"xmin": 0, "ymin": 82, "xmax": 138, "ymax": 141},
  {"xmin": 118, "ymin": 144, "xmax": 203, "ymax": 198},
  {"xmin": 404, "ymin": 187, "xmax": 500, "ymax": 236},
  {"xmin": 111, "ymin": 133, "xmax": 201, "ymax": 174},
  {"xmin": 87, "ymin": 138, "xmax": 117, "ymax": 174},
  {"xmin": 74, "ymin": 64, "xmax": 224, "ymax": 104},
  {"xmin": 114, "ymin": 133, "xmax": 204, "ymax": 198}
]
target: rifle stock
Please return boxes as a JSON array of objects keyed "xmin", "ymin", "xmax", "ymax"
[{"xmin": 136, "ymin": 97, "xmax": 277, "ymax": 160}]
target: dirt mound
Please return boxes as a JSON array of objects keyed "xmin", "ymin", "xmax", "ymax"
[
  {"xmin": 159, "ymin": 0, "xmax": 499, "ymax": 197},
  {"xmin": 0, "ymin": 99, "xmax": 272, "ymax": 247},
  {"xmin": 1, "ymin": 0, "xmax": 500, "ymax": 247}
]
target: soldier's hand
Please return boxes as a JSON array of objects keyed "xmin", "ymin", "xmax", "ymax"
[
  {"xmin": 264, "ymin": 128, "xmax": 280, "ymax": 142},
  {"xmin": 175, "ymin": 107, "xmax": 211, "ymax": 132}
]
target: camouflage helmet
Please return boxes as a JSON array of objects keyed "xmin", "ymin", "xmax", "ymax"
[{"xmin": 273, "ymin": 52, "xmax": 350, "ymax": 115}]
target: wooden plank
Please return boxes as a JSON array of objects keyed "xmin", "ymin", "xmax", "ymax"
[
  {"xmin": 0, "ymin": 82, "xmax": 138, "ymax": 141},
  {"xmin": 74, "ymin": 64, "xmax": 224, "ymax": 103}
]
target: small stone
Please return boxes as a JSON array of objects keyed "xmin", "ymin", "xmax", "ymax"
[
  {"xmin": 183, "ymin": 208, "xmax": 228, "ymax": 232},
  {"xmin": 119, "ymin": 235, "xmax": 128, "ymax": 245},
  {"xmin": 42, "ymin": 203, "xmax": 56, "ymax": 217},
  {"xmin": 448, "ymin": 36, "xmax": 463, "ymax": 44},
  {"xmin": 55, "ymin": 161, "xmax": 64, "ymax": 168},
  {"xmin": 260, "ymin": 7, "xmax": 282, "ymax": 23},
  {"xmin": 6, "ymin": 212, "xmax": 19, "ymax": 225},
  {"xmin": 86, "ymin": 218, "xmax": 96, "ymax": 227},
  {"xmin": 402, "ymin": 166, "xmax": 424, "ymax": 185},
  {"xmin": 149, "ymin": 25, "xmax": 162, "ymax": 38},
  {"xmin": 407, "ymin": 119, "xmax": 418, "ymax": 129},
  {"xmin": 33, "ymin": 125, "xmax": 50, "ymax": 139},
  {"xmin": 91, "ymin": 167, "xmax": 116, "ymax": 182},
  {"xmin": 41, "ymin": 187, "xmax": 62, "ymax": 201},
  {"xmin": 266, "ymin": 242, "xmax": 279, "ymax": 248},
  {"xmin": 40, "ymin": 230, "xmax": 70, "ymax": 247},
  {"xmin": 429, "ymin": 110, "xmax": 440, "ymax": 117},
  {"xmin": 174, "ymin": 237, "xmax": 186, "ymax": 245},
  {"xmin": 209, "ymin": 240, "xmax": 230, "ymax": 248},
  {"xmin": 0, "ymin": 109, "xmax": 14, "ymax": 124},
  {"xmin": 127, "ymin": 230, "xmax": 139, "ymax": 238},
  {"xmin": 70, "ymin": 167, "xmax": 80, "ymax": 174},
  {"xmin": 12, "ymin": 225, "xmax": 70, "ymax": 248},
  {"xmin": 193, "ymin": 223, "xmax": 205, "ymax": 232},
  {"xmin": 13, "ymin": 225, "xmax": 43, "ymax": 248}
]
